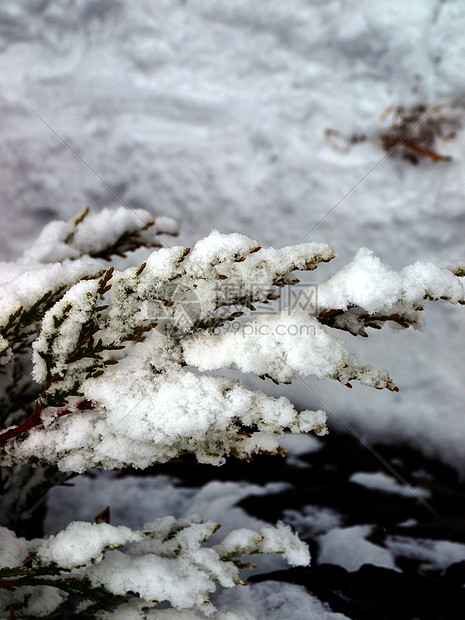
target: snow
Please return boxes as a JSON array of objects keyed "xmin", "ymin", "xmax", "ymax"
[
  {"xmin": 0, "ymin": 585, "xmax": 66, "ymax": 619},
  {"xmin": 183, "ymin": 310, "xmax": 396, "ymax": 390},
  {"xmin": 32, "ymin": 278, "xmax": 101, "ymax": 384},
  {"xmin": 88, "ymin": 545, "xmax": 222, "ymax": 611},
  {"xmin": 44, "ymin": 472, "xmax": 301, "ymax": 575},
  {"xmin": 5, "ymin": 224, "xmax": 464, "ymax": 477},
  {"xmin": 186, "ymin": 229, "xmax": 260, "ymax": 278},
  {"xmin": 279, "ymin": 432, "xmax": 322, "ymax": 456},
  {"xmin": 4, "ymin": 347, "xmax": 327, "ymax": 470},
  {"xmin": 215, "ymin": 521, "xmax": 309, "ymax": 567},
  {"xmin": 0, "ymin": 525, "xmax": 31, "ymax": 568},
  {"xmin": 255, "ymin": 522, "xmax": 310, "ymax": 566},
  {"xmin": 213, "ymin": 581, "xmax": 350, "ymax": 620},
  {"xmin": 43, "ymin": 474, "xmax": 348, "ymax": 619},
  {"xmin": 6, "ymin": 231, "xmax": 357, "ymax": 470},
  {"xmin": 283, "ymin": 505, "xmax": 343, "ymax": 537},
  {"xmin": 44, "ymin": 474, "xmax": 300, "ymax": 575},
  {"xmin": 317, "ymin": 248, "xmax": 464, "ymax": 317},
  {"xmin": 1, "ymin": 514, "xmax": 310, "ymax": 616},
  {"xmin": 22, "ymin": 206, "xmax": 178, "ymax": 263},
  {"xmin": 36, "ymin": 520, "xmax": 145, "ymax": 569},
  {"xmin": 103, "ymin": 582, "xmax": 350, "ymax": 620},
  {"xmin": 0, "ymin": 334, "xmax": 12, "ymax": 365},
  {"xmin": 22, "ymin": 586, "xmax": 66, "ymax": 618},
  {"xmin": 318, "ymin": 525, "xmax": 397, "ymax": 572},
  {"xmin": 0, "ymin": 258, "xmax": 103, "ymax": 331},
  {"xmin": 86, "ymin": 517, "xmax": 308, "ymax": 612},
  {"xmin": 386, "ymin": 536, "xmax": 465, "ymax": 571},
  {"xmin": 349, "ymin": 471, "xmax": 430, "ymax": 498}
]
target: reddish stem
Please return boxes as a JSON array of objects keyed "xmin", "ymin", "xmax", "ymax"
[{"xmin": 0, "ymin": 400, "xmax": 93, "ymax": 446}]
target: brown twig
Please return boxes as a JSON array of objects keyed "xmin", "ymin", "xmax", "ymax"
[{"xmin": 402, "ymin": 140, "xmax": 452, "ymax": 162}]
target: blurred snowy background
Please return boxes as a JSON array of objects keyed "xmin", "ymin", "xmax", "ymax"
[{"xmin": 1, "ymin": 0, "xmax": 464, "ymax": 470}]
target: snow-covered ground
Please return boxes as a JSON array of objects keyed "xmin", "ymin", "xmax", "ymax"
[{"xmin": 1, "ymin": 0, "xmax": 464, "ymax": 470}]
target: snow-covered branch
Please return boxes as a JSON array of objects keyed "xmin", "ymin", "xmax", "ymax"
[
  {"xmin": 0, "ymin": 516, "xmax": 308, "ymax": 617},
  {"xmin": 1, "ymin": 208, "xmax": 464, "ymax": 471},
  {"xmin": 315, "ymin": 248, "xmax": 465, "ymax": 336}
]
